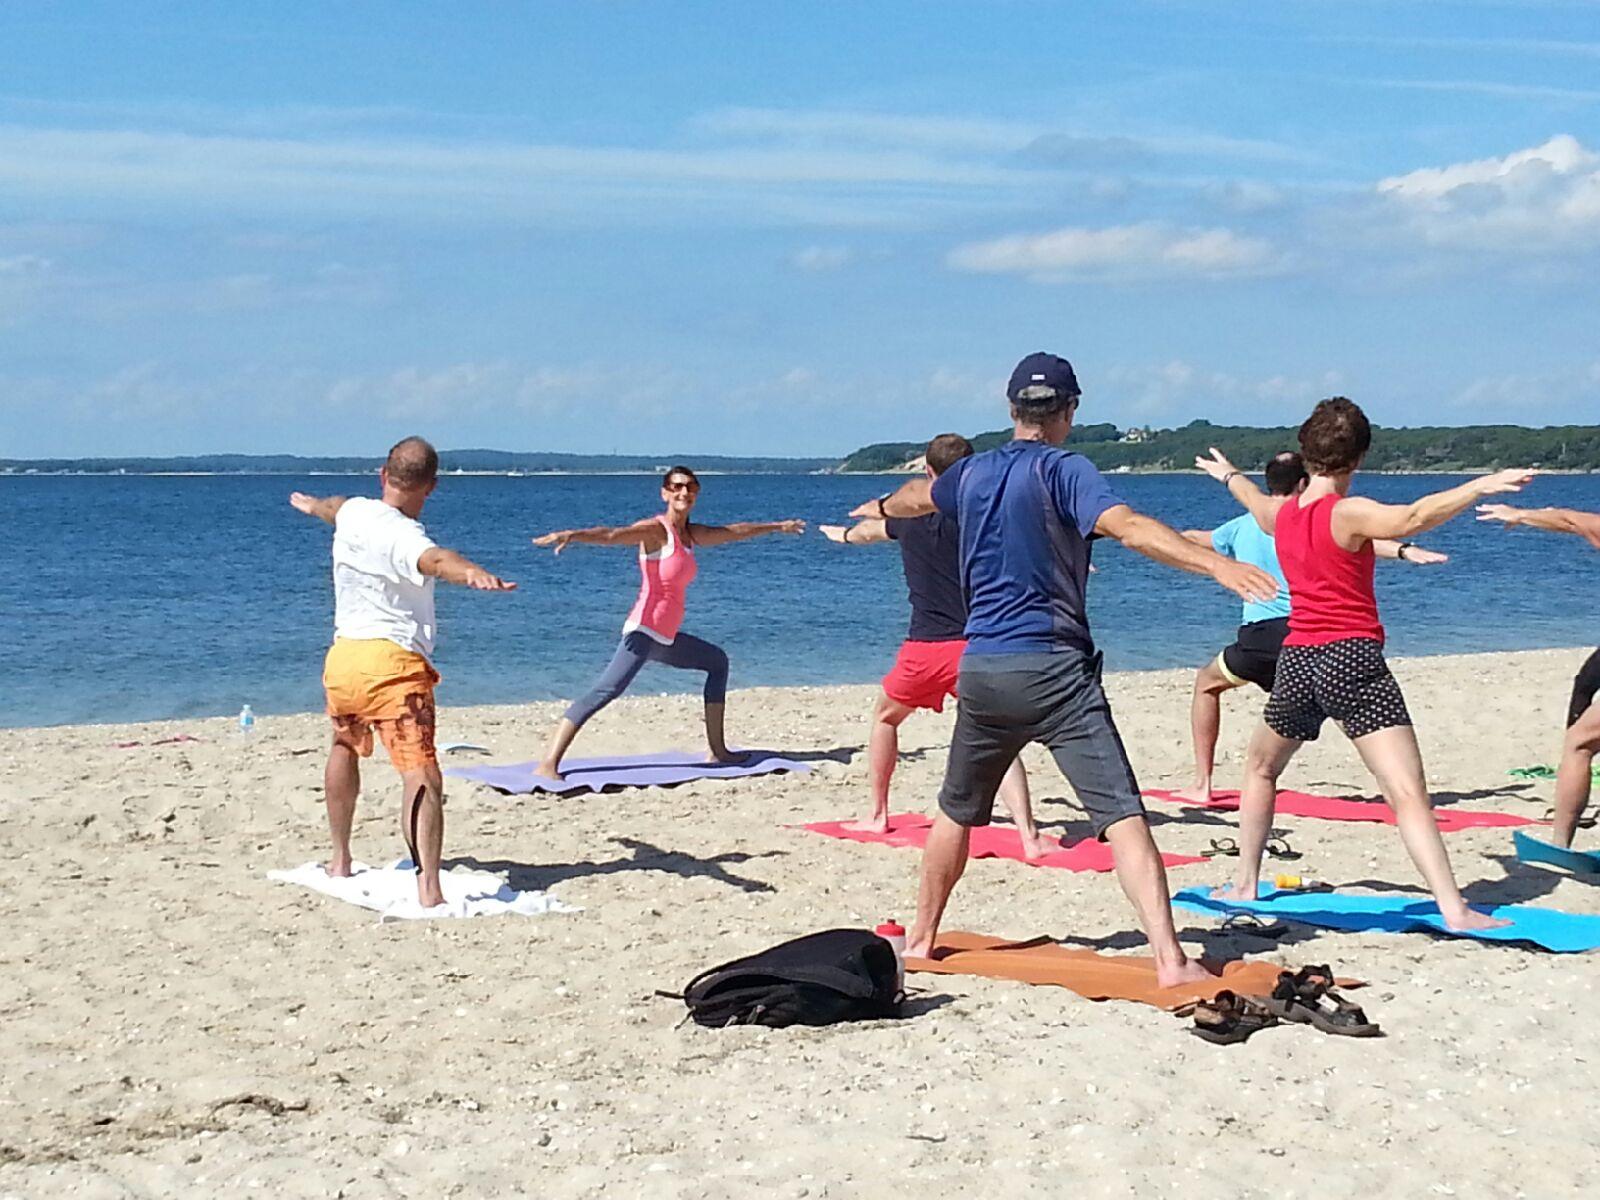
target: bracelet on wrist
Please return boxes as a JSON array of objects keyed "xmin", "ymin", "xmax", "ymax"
[
  {"xmin": 1221, "ymin": 470, "xmax": 1240, "ymax": 485},
  {"xmin": 842, "ymin": 525, "xmax": 852, "ymax": 544},
  {"xmin": 1398, "ymin": 541, "xmax": 1415, "ymax": 561},
  {"xmin": 876, "ymin": 496, "xmax": 889, "ymax": 519}
]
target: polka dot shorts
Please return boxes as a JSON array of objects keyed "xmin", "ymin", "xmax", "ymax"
[{"xmin": 1263, "ymin": 638, "xmax": 1412, "ymax": 742}]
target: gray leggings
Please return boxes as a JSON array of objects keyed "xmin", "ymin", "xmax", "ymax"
[{"xmin": 564, "ymin": 630, "xmax": 730, "ymax": 729}]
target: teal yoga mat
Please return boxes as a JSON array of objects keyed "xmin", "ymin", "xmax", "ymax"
[
  {"xmin": 1175, "ymin": 886, "xmax": 1600, "ymax": 953},
  {"xmin": 1513, "ymin": 830, "xmax": 1600, "ymax": 875}
]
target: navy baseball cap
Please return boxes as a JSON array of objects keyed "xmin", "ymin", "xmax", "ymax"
[{"xmin": 1007, "ymin": 352, "xmax": 1080, "ymax": 404}]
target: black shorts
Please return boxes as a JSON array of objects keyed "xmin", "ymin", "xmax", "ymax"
[
  {"xmin": 937, "ymin": 650, "xmax": 1146, "ymax": 839},
  {"xmin": 1569, "ymin": 648, "xmax": 1600, "ymax": 728},
  {"xmin": 1218, "ymin": 617, "xmax": 1289, "ymax": 692},
  {"xmin": 1263, "ymin": 638, "xmax": 1412, "ymax": 742}
]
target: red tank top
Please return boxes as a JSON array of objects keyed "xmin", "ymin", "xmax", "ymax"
[{"xmin": 1275, "ymin": 493, "xmax": 1385, "ymax": 646}]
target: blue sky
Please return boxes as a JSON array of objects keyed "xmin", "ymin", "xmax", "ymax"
[{"xmin": 2, "ymin": 1, "xmax": 1598, "ymax": 459}]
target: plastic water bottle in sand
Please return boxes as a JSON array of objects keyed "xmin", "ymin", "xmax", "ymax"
[
  {"xmin": 875, "ymin": 920, "xmax": 906, "ymax": 990},
  {"xmin": 237, "ymin": 705, "xmax": 256, "ymax": 737}
]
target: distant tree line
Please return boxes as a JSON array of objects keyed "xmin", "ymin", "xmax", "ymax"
[
  {"xmin": 0, "ymin": 448, "xmax": 838, "ymax": 475},
  {"xmin": 837, "ymin": 420, "xmax": 1600, "ymax": 473}
]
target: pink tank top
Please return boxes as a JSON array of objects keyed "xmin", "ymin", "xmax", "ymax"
[
  {"xmin": 623, "ymin": 515, "xmax": 697, "ymax": 643},
  {"xmin": 1275, "ymin": 493, "xmax": 1385, "ymax": 647}
]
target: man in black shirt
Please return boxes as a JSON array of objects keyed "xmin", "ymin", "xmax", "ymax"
[{"xmin": 822, "ymin": 434, "xmax": 1044, "ymax": 856}]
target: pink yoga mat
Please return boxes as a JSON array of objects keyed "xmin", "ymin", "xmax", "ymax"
[
  {"xmin": 801, "ymin": 814, "xmax": 1206, "ymax": 873},
  {"xmin": 1142, "ymin": 788, "xmax": 1534, "ymax": 832}
]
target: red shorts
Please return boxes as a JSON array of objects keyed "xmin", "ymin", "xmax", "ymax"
[{"xmin": 882, "ymin": 639, "xmax": 965, "ymax": 713}]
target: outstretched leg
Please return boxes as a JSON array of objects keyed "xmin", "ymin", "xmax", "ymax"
[
  {"xmin": 1174, "ymin": 658, "xmax": 1239, "ymax": 804},
  {"xmin": 399, "ymin": 764, "xmax": 446, "ymax": 908},
  {"xmin": 1103, "ymin": 816, "xmax": 1209, "ymax": 988},
  {"xmin": 850, "ymin": 693, "xmax": 915, "ymax": 833},
  {"xmin": 1552, "ymin": 702, "xmax": 1600, "ymax": 847},
  {"xmin": 324, "ymin": 737, "xmax": 361, "ymax": 877},
  {"xmin": 539, "ymin": 636, "xmax": 652, "ymax": 779},
  {"xmin": 1351, "ymin": 724, "xmax": 1507, "ymax": 931},
  {"xmin": 905, "ymin": 813, "xmax": 970, "ymax": 959},
  {"xmin": 1217, "ymin": 722, "xmax": 1299, "ymax": 902},
  {"xmin": 994, "ymin": 759, "xmax": 1049, "ymax": 860}
]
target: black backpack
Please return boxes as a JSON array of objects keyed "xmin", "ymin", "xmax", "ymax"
[{"xmin": 674, "ymin": 929, "xmax": 904, "ymax": 1028}]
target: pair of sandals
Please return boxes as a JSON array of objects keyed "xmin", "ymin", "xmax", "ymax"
[
  {"xmin": 1203, "ymin": 833, "xmax": 1300, "ymax": 860},
  {"xmin": 1189, "ymin": 965, "xmax": 1380, "ymax": 1044}
]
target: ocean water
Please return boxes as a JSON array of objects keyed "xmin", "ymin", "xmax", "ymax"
[{"xmin": 6, "ymin": 471, "xmax": 1599, "ymax": 728}]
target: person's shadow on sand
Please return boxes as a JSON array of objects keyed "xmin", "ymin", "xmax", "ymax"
[{"xmin": 454, "ymin": 836, "xmax": 785, "ymax": 895}]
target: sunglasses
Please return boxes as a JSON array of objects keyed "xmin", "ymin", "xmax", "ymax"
[{"xmin": 665, "ymin": 480, "xmax": 699, "ymax": 493}]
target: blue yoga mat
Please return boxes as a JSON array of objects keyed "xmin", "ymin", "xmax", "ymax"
[
  {"xmin": 1513, "ymin": 830, "xmax": 1600, "ymax": 874},
  {"xmin": 1175, "ymin": 886, "xmax": 1600, "ymax": 954}
]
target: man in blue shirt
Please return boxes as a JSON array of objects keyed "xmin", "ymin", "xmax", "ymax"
[
  {"xmin": 872, "ymin": 352, "xmax": 1278, "ymax": 987},
  {"xmin": 1182, "ymin": 451, "xmax": 1447, "ymax": 804}
]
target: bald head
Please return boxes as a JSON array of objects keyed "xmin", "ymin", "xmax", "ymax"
[{"xmin": 384, "ymin": 436, "xmax": 439, "ymax": 491}]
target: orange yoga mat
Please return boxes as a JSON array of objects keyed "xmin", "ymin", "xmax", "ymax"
[{"xmin": 906, "ymin": 932, "xmax": 1360, "ymax": 1011}]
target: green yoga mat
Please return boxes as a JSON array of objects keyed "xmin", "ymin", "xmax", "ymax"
[{"xmin": 1508, "ymin": 764, "xmax": 1600, "ymax": 781}]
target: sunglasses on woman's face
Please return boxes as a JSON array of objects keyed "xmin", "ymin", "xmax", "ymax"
[{"xmin": 665, "ymin": 480, "xmax": 698, "ymax": 493}]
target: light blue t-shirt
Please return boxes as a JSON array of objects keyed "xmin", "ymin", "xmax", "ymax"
[{"xmin": 1212, "ymin": 513, "xmax": 1291, "ymax": 625}]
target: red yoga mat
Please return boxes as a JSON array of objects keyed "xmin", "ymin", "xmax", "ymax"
[
  {"xmin": 1142, "ymin": 788, "xmax": 1534, "ymax": 832},
  {"xmin": 801, "ymin": 814, "xmax": 1206, "ymax": 873}
]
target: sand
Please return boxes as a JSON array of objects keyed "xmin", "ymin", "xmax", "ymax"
[{"xmin": 3, "ymin": 647, "xmax": 1598, "ymax": 1198}]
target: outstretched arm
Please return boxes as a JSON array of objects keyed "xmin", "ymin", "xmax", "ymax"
[
  {"xmin": 1374, "ymin": 538, "xmax": 1448, "ymax": 565},
  {"xmin": 418, "ymin": 547, "xmax": 517, "ymax": 591},
  {"xmin": 532, "ymin": 518, "xmax": 666, "ymax": 555},
  {"xmin": 691, "ymin": 519, "xmax": 805, "ymax": 547},
  {"xmin": 820, "ymin": 520, "xmax": 890, "ymax": 545},
  {"xmin": 1333, "ymin": 469, "xmax": 1534, "ymax": 544},
  {"xmin": 855, "ymin": 478, "xmax": 934, "ymax": 519},
  {"xmin": 1477, "ymin": 504, "xmax": 1600, "ymax": 550},
  {"xmin": 1181, "ymin": 529, "xmax": 1214, "ymax": 546},
  {"xmin": 1096, "ymin": 504, "xmax": 1278, "ymax": 604},
  {"xmin": 1195, "ymin": 449, "xmax": 1280, "ymax": 534},
  {"xmin": 288, "ymin": 492, "xmax": 347, "ymax": 526}
]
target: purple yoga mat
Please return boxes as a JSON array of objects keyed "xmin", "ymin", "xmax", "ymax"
[{"xmin": 444, "ymin": 749, "xmax": 811, "ymax": 796}]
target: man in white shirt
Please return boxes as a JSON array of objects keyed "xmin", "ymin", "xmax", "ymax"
[{"xmin": 290, "ymin": 436, "xmax": 515, "ymax": 908}]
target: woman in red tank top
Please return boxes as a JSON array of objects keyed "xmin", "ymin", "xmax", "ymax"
[
  {"xmin": 529, "ymin": 466, "xmax": 805, "ymax": 781},
  {"xmin": 1198, "ymin": 398, "xmax": 1533, "ymax": 932}
]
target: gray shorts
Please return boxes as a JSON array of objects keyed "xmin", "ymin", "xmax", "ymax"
[{"xmin": 937, "ymin": 650, "xmax": 1146, "ymax": 839}]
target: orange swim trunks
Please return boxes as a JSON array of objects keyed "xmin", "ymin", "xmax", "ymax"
[{"xmin": 322, "ymin": 638, "xmax": 440, "ymax": 772}]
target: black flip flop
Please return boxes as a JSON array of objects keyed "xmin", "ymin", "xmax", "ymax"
[
  {"xmin": 1264, "ymin": 966, "xmax": 1381, "ymax": 1038},
  {"xmin": 1219, "ymin": 913, "xmax": 1289, "ymax": 939},
  {"xmin": 1543, "ymin": 806, "xmax": 1598, "ymax": 830},
  {"xmin": 1265, "ymin": 834, "xmax": 1301, "ymax": 861},
  {"xmin": 1202, "ymin": 837, "xmax": 1240, "ymax": 858},
  {"xmin": 1188, "ymin": 990, "xmax": 1279, "ymax": 1044}
]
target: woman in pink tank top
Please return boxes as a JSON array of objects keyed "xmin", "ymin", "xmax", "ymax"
[
  {"xmin": 530, "ymin": 466, "xmax": 805, "ymax": 780},
  {"xmin": 1198, "ymin": 398, "xmax": 1533, "ymax": 932}
]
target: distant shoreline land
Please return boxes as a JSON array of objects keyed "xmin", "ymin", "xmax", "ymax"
[{"xmin": 4, "ymin": 419, "xmax": 1598, "ymax": 476}]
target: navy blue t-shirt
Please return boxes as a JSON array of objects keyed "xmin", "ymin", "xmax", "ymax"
[
  {"xmin": 930, "ymin": 440, "xmax": 1123, "ymax": 655},
  {"xmin": 885, "ymin": 512, "xmax": 966, "ymax": 642}
]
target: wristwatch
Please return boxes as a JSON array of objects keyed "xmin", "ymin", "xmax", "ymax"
[
  {"xmin": 876, "ymin": 496, "xmax": 889, "ymax": 519},
  {"xmin": 1397, "ymin": 542, "xmax": 1415, "ymax": 561},
  {"xmin": 1222, "ymin": 470, "xmax": 1240, "ymax": 485}
]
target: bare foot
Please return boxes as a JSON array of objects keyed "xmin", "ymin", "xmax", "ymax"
[
  {"xmin": 326, "ymin": 857, "xmax": 353, "ymax": 878},
  {"xmin": 417, "ymin": 879, "xmax": 446, "ymax": 909},
  {"xmin": 1155, "ymin": 957, "xmax": 1213, "ymax": 989},
  {"xmin": 533, "ymin": 760, "xmax": 565, "ymax": 783},
  {"xmin": 1444, "ymin": 908, "xmax": 1512, "ymax": 933},
  {"xmin": 1212, "ymin": 882, "xmax": 1260, "ymax": 903},
  {"xmin": 708, "ymin": 748, "xmax": 746, "ymax": 765},
  {"xmin": 1019, "ymin": 831, "xmax": 1058, "ymax": 861},
  {"xmin": 1172, "ymin": 782, "xmax": 1214, "ymax": 804},
  {"xmin": 843, "ymin": 815, "xmax": 890, "ymax": 834},
  {"xmin": 904, "ymin": 937, "xmax": 935, "ymax": 960}
]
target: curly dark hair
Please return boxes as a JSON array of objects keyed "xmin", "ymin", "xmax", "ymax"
[{"xmin": 1297, "ymin": 398, "xmax": 1371, "ymax": 475}]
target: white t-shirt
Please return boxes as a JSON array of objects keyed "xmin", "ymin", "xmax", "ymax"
[{"xmin": 332, "ymin": 496, "xmax": 439, "ymax": 659}]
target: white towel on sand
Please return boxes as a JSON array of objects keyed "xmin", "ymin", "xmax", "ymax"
[{"xmin": 268, "ymin": 860, "xmax": 578, "ymax": 922}]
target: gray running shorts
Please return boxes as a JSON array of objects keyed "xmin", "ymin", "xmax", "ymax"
[{"xmin": 937, "ymin": 650, "xmax": 1146, "ymax": 839}]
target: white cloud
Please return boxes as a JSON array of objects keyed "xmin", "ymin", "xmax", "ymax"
[
  {"xmin": 1101, "ymin": 361, "xmax": 1351, "ymax": 422},
  {"xmin": 1376, "ymin": 134, "xmax": 1600, "ymax": 250},
  {"xmin": 947, "ymin": 222, "xmax": 1282, "ymax": 282},
  {"xmin": 790, "ymin": 245, "xmax": 851, "ymax": 272}
]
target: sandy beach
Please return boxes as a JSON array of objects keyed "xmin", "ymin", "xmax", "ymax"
[{"xmin": 4, "ymin": 646, "xmax": 1599, "ymax": 1198}]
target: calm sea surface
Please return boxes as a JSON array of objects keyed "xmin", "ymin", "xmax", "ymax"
[{"xmin": 6, "ymin": 471, "xmax": 1598, "ymax": 728}]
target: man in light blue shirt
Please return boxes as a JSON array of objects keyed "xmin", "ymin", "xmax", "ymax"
[{"xmin": 1179, "ymin": 451, "xmax": 1445, "ymax": 803}]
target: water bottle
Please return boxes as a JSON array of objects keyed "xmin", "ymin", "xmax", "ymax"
[
  {"xmin": 238, "ymin": 705, "xmax": 256, "ymax": 736},
  {"xmin": 875, "ymin": 920, "xmax": 907, "ymax": 991}
]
